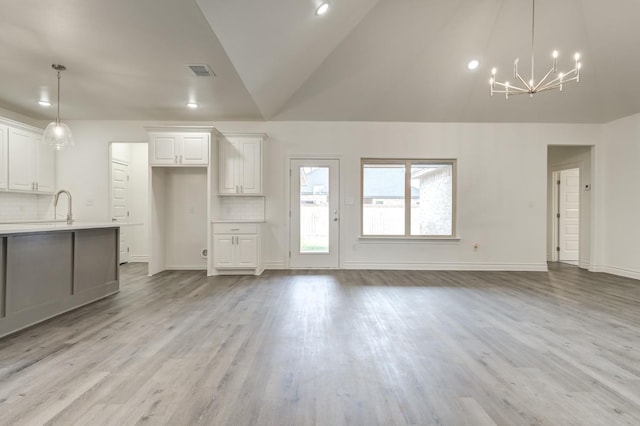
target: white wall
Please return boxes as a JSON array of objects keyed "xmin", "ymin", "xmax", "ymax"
[
  {"xmin": 599, "ymin": 113, "xmax": 640, "ymax": 279},
  {"xmin": 129, "ymin": 143, "xmax": 149, "ymax": 261},
  {"xmin": 165, "ymin": 168, "xmax": 208, "ymax": 269},
  {"xmin": 55, "ymin": 119, "xmax": 603, "ymax": 272}
]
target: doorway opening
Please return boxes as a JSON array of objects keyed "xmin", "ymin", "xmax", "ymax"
[{"xmin": 547, "ymin": 145, "xmax": 593, "ymax": 268}]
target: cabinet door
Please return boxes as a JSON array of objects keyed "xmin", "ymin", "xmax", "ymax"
[
  {"xmin": 236, "ymin": 235, "xmax": 258, "ymax": 267},
  {"xmin": 218, "ymin": 139, "xmax": 239, "ymax": 194},
  {"xmin": 238, "ymin": 139, "xmax": 262, "ymax": 194},
  {"xmin": 35, "ymin": 136, "xmax": 56, "ymax": 193},
  {"xmin": 8, "ymin": 128, "xmax": 35, "ymax": 191},
  {"xmin": 213, "ymin": 235, "xmax": 235, "ymax": 268},
  {"xmin": 150, "ymin": 135, "xmax": 178, "ymax": 165},
  {"xmin": 181, "ymin": 134, "xmax": 209, "ymax": 165},
  {"xmin": 0, "ymin": 125, "xmax": 7, "ymax": 190}
]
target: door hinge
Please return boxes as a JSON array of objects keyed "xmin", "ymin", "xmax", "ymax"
[
  {"xmin": 556, "ymin": 247, "xmax": 560, "ymax": 252},
  {"xmin": 127, "ymin": 211, "xmax": 130, "ymax": 217},
  {"xmin": 289, "ymin": 169, "xmax": 292, "ymax": 177},
  {"xmin": 557, "ymin": 180, "xmax": 561, "ymax": 185},
  {"xmin": 289, "ymin": 210, "xmax": 291, "ymax": 218},
  {"xmin": 127, "ymin": 247, "xmax": 130, "ymax": 253},
  {"xmin": 556, "ymin": 213, "xmax": 560, "ymax": 218},
  {"xmin": 289, "ymin": 251, "xmax": 291, "ymax": 258},
  {"xmin": 127, "ymin": 175, "xmax": 130, "ymax": 182}
]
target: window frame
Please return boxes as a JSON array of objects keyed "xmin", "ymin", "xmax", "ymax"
[{"xmin": 360, "ymin": 158, "xmax": 457, "ymax": 239}]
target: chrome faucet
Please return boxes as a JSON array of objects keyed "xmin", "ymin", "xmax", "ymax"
[{"xmin": 54, "ymin": 189, "xmax": 73, "ymax": 224}]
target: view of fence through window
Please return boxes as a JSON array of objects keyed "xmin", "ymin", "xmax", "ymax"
[
  {"xmin": 299, "ymin": 166, "xmax": 329, "ymax": 252},
  {"xmin": 362, "ymin": 160, "xmax": 454, "ymax": 236}
]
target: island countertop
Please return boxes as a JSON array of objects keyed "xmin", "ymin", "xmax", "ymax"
[{"xmin": 0, "ymin": 222, "xmax": 122, "ymax": 235}]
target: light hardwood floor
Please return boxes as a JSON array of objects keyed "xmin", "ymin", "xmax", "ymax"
[{"xmin": 0, "ymin": 263, "xmax": 639, "ymax": 425}]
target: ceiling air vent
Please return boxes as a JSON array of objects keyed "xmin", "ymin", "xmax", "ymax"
[{"xmin": 187, "ymin": 64, "xmax": 216, "ymax": 77}]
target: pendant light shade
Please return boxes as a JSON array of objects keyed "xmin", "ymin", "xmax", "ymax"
[{"xmin": 42, "ymin": 64, "xmax": 74, "ymax": 150}]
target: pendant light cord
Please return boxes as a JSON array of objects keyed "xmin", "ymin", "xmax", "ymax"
[
  {"xmin": 56, "ymin": 70, "xmax": 61, "ymax": 126},
  {"xmin": 531, "ymin": 0, "xmax": 535, "ymax": 83}
]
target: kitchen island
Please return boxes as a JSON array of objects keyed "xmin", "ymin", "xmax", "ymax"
[{"xmin": 0, "ymin": 223, "xmax": 120, "ymax": 338}]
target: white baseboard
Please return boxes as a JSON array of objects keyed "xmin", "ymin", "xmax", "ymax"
[
  {"xmin": 264, "ymin": 261, "xmax": 286, "ymax": 270},
  {"xmin": 590, "ymin": 265, "xmax": 640, "ymax": 280},
  {"xmin": 165, "ymin": 265, "xmax": 207, "ymax": 271},
  {"xmin": 341, "ymin": 261, "xmax": 548, "ymax": 272},
  {"xmin": 129, "ymin": 255, "xmax": 149, "ymax": 263}
]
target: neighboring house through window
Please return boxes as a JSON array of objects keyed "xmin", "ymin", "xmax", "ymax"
[{"xmin": 361, "ymin": 159, "xmax": 456, "ymax": 237}]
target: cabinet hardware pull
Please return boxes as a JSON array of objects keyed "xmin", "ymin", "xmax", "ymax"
[{"xmin": 240, "ymin": 185, "xmax": 243, "ymax": 193}]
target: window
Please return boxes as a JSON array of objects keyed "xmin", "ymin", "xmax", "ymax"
[{"xmin": 361, "ymin": 159, "xmax": 456, "ymax": 237}]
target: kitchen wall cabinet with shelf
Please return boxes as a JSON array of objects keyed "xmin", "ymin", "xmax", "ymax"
[
  {"xmin": 212, "ymin": 222, "xmax": 262, "ymax": 275},
  {"xmin": 4, "ymin": 122, "xmax": 55, "ymax": 194},
  {"xmin": 218, "ymin": 134, "xmax": 265, "ymax": 195},
  {"xmin": 146, "ymin": 127, "xmax": 216, "ymax": 276},
  {"xmin": 149, "ymin": 132, "xmax": 209, "ymax": 166}
]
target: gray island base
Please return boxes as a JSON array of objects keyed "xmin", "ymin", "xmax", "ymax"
[{"xmin": 0, "ymin": 226, "xmax": 119, "ymax": 338}]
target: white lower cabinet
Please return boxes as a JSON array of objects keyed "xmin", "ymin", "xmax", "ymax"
[{"xmin": 212, "ymin": 222, "xmax": 262, "ymax": 274}]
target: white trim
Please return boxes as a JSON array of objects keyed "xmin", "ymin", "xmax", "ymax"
[
  {"xmin": 590, "ymin": 265, "xmax": 640, "ymax": 280},
  {"xmin": 358, "ymin": 237, "xmax": 461, "ymax": 243},
  {"xmin": 342, "ymin": 261, "xmax": 548, "ymax": 272},
  {"xmin": 264, "ymin": 261, "xmax": 286, "ymax": 270},
  {"xmin": 164, "ymin": 265, "xmax": 207, "ymax": 271}
]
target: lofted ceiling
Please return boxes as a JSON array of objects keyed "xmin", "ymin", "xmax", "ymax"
[{"xmin": 1, "ymin": 0, "xmax": 639, "ymax": 123}]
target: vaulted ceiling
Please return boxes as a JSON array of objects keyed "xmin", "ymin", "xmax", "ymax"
[{"xmin": 1, "ymin": 0, "xmax": 639, "ymax": 123}]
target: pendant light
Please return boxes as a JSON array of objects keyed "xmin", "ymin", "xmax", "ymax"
[{"xmin": 42, "ymin": 64, "xmax": 74, "ymax": 150}]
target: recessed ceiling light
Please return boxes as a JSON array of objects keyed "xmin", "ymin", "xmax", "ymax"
[
  {"xmin": 467, "ymin": 59, "xmax": 480, "ymax": 71},
  {"xmin": 38, "ymin": 100, "xmax": 52, "ymax": 107},
  {"xmin": 187, "ymin": 102, "xmax": 198, "ymax": 109},
  {"xmin": 315, "ymin": 2, "xmax": 329, "ymax": 16}
]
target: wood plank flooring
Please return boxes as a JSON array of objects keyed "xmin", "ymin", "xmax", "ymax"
[{"xmin": 0, "ymin": 263, "xmax": 639, "ymax": 425}]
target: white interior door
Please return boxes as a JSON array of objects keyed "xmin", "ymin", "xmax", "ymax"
[
  {"xmin": 559, "ymin": 168, "xmax": 580, "ymax": 262},
  {"xmin": 111, "ymin": 160, "xmax": 130, "ymax": 263},
  {"xmin": 290, "ymin": 159, "xmax": 340, "ymax": 268}
]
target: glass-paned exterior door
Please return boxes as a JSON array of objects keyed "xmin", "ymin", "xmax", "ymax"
[{"xmin": 290, "ymin": 159, "xmax": 340, "ymax": 268}]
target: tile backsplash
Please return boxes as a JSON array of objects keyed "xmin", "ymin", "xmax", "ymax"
[
  {"xmin": 0, "ymin": 192, "xmax": 55, "ymax": 222},
  {"xmin": 219, "ymin": 196, "xmax": 265, "ymax": 221}
]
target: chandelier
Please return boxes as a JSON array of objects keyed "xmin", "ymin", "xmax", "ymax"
[
  {"xmin": 489, "ymin": 0, "xmax": 582, "ymax": 98},
  {"xmin": 42, "ymin": 64, "xmax": 75, "ymax": 150}
]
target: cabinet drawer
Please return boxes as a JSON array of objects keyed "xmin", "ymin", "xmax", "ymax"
[{"xmin": 213, "ymin": 223, "xmax": 258, "ymax": 234}]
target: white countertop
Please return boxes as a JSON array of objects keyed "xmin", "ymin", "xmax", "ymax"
[{"xmin": 0, "ymin": 222, "xmax": 121, "ymax": 235}]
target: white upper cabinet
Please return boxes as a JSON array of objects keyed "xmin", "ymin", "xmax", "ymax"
[
  {"xmin": 218, "ymin": 134, "xmax": 264, "ymax": 195},
  {"xmin": 0, "ymin": 125, "xmax": 7, "ymax": 190},
  {"xmin": 7, "ymin": 126, "xmax": 55, "ymax": 194},
  {"xmin": 149, "ymin": 132, "xmax": 209, "ymax": 166}
]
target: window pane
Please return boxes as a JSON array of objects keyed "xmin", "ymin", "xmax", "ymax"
[
  {"xmin": 362, "ymin": 164, "xmax": 405, "ymax": 235},
  {"xmin": 300, "ymin": 166, "xmax": 329, "ymax": 252},
  {"xmin": 410, "ymin": 163, "xmax": 453, "ymax": 235}
]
